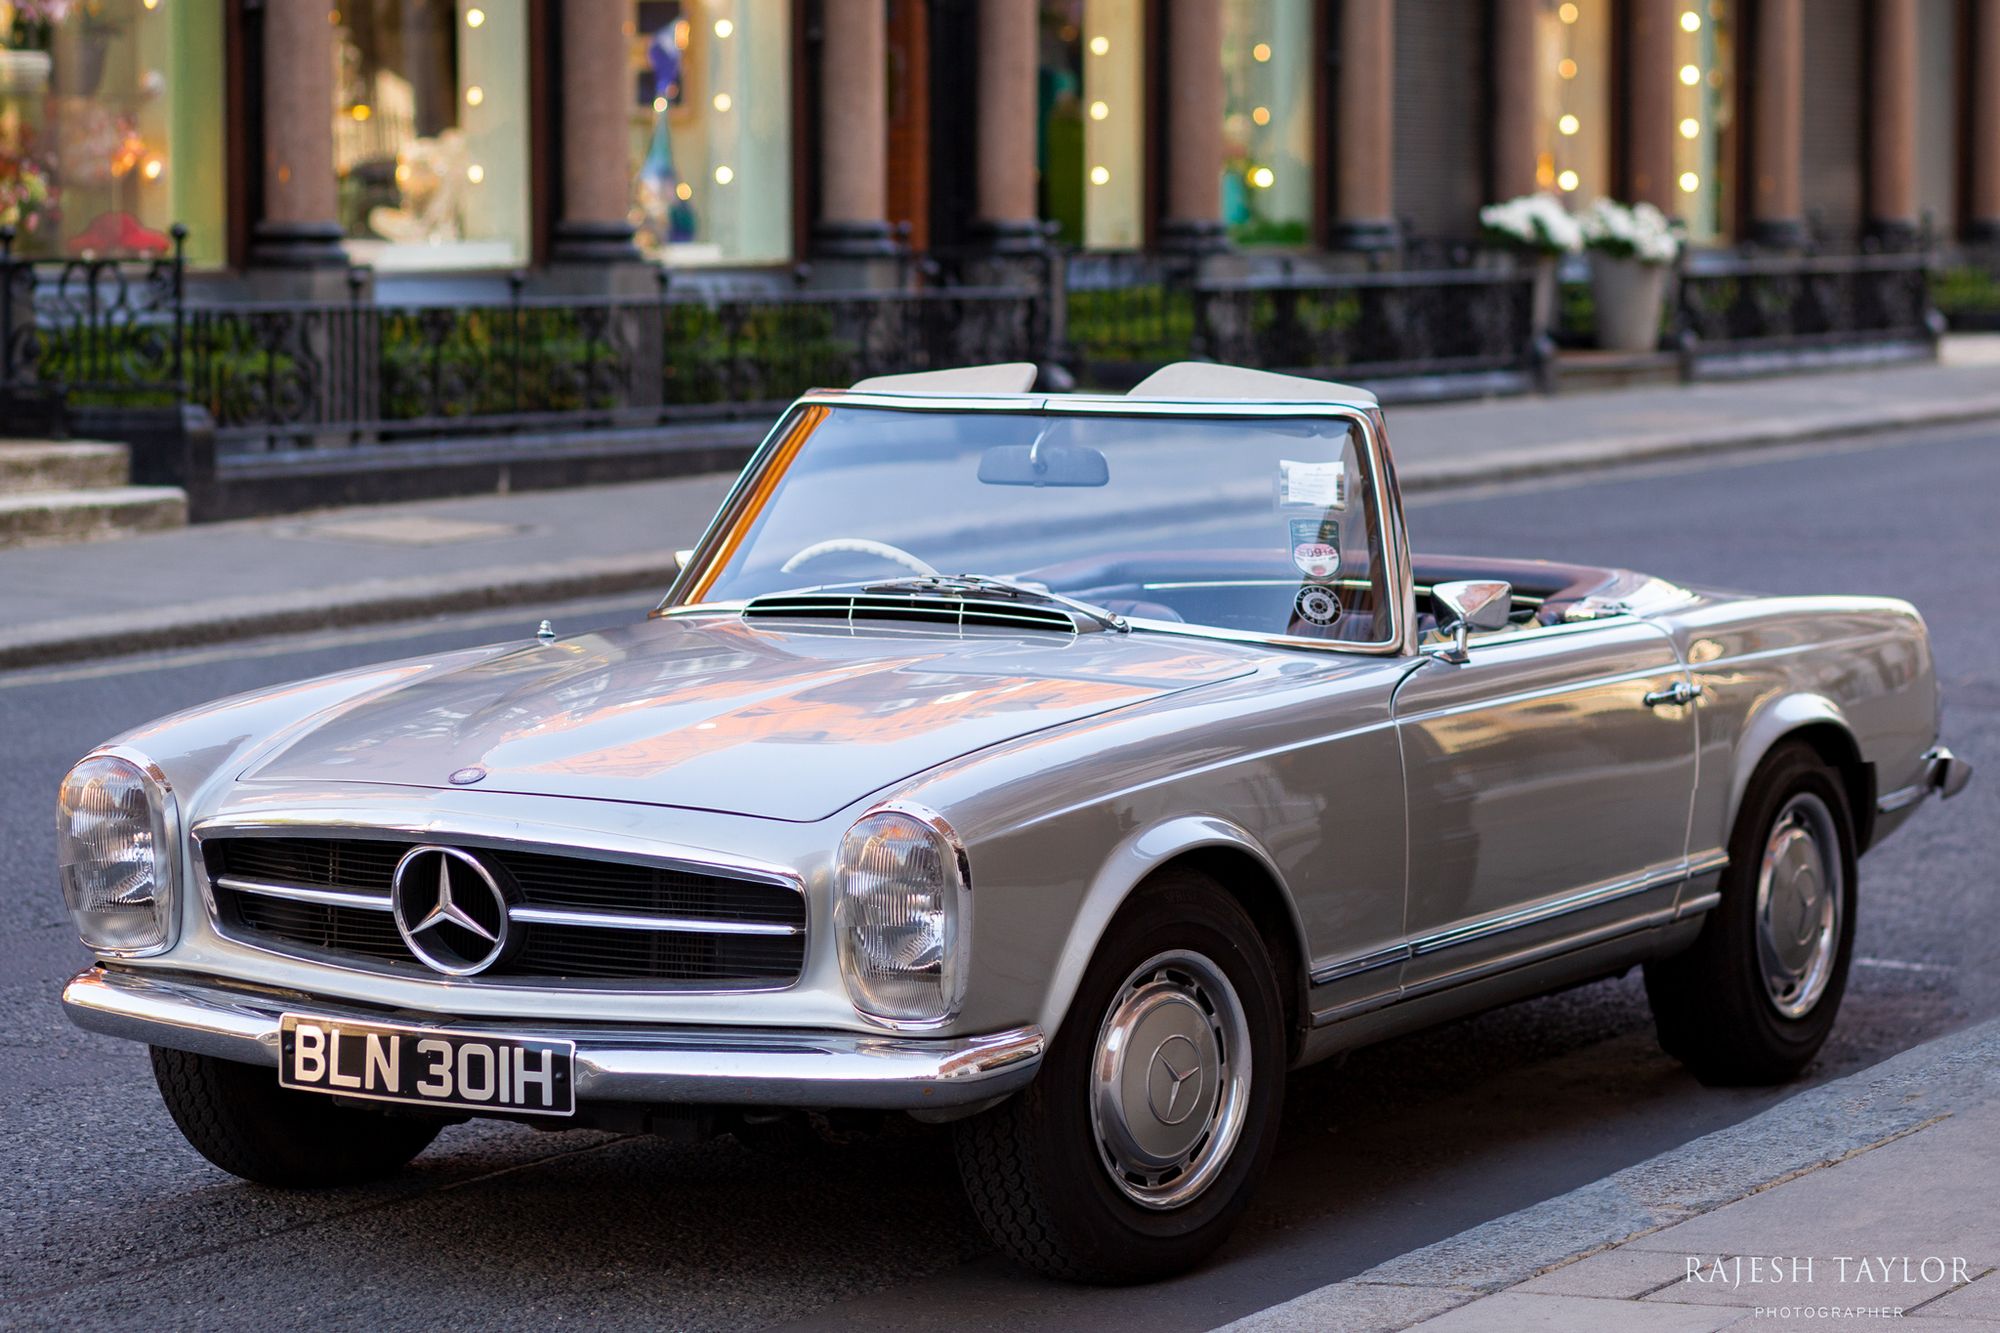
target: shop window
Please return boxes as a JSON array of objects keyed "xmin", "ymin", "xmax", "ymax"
[
  {"xmin": 1039, "ymin": 0, "xmax": 1143, "ymax": 250},
  {"xmin": 0, "ymin": 0, "xmax": 225, "ymax": 266},
  {"xmin": 1221, "ymin": 0, "xmax": 1311, "ymax": 247},
  {"xmin": 1534, "ymin": 0, "xmax": 1611, "ymax": 203},
  {"xmin": 1671, "ymin": 0, "xmax": 1734, "ymax": 244},
  {"xmin": 333, "ymin": 0, "xmax": 530, "ymax": 271},
  {"xmin": 628, "ymin": 0, "xmax": 791, "ymax": 266}
]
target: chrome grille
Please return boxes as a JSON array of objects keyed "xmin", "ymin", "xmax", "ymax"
[{"xmin": 202, "ymin": 836, "xmax": 806, "ymax": 987}]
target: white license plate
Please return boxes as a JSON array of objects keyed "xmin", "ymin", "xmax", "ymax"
[{"xmin": 278, "ymin": 1014, "xmax": 575, "ymax": 1117}]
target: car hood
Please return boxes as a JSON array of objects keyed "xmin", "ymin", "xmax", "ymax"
[{"xmin": 239, "ymin": 614, "xmax": 1260, "ymax": 822}]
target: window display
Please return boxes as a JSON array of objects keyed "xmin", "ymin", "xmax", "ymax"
[
  {"xmin": 0, "ymin": 0, "xmax": 224, "ymax": 266},
  {"xmin": 1535, "ymin": 0, "xmax": 1611, "ymax": 203},
  {"xmin": 333, "ymin": 0, "xmax": 530, "ymax": 270},
  {"xmin": 1221, "ymin": 0, "xmax": 1311, "ymax": 247},
  {"xmin": 1671, "ymin": 1, "xmax": 1733, "ymax": 243},
  {"xmin": 1039, "ymin": 0, "xmax": 1143, "ymax": 250},
  {"xmin": 628, "ymin": 0, "xmax": 790, "ymax": 266}
]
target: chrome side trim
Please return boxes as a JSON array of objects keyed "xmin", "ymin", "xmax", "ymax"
[
  {"xmin": 1308, "ymin": 942, "xmax": 1411, "ymax": 987},
  {"xmin": 214, "ymin": 876, "xmax": 393, "ymax": 913},
  {"xmin": 62, "ymin": 967, "xmax": 1043, "ymax": 1111},
  {"xmin": 1674, "ymin": 891, "xmax": 1723, "ymax": 920},
  {"xmin": 1686, "ymin": 849, "xmax": 1730, "ymax": 878},
  {"xmin": 507, "ymin": 905, "xmax": 802, "ymax": 937},
  {"xmin": 1409, "ymin": 859, "xmax": 1690, "ymax": 957}
]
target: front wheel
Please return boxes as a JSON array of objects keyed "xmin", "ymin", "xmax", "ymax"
[
  {"xmin": 152, "ymin": 1047, "xmax": 443, "ymax": 1187},
  {"xmin": 953, "ymin": 870, "xmax": 1286, "ymax": 1283},
  {"xmin": 1645, "ymin": 742, "xmax": 1858, "ymax": 1085}
]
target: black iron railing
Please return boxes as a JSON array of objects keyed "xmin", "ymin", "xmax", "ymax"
[{"xmin": 1676, "ymin": 251, "xmax": 1938, "ymax": 352}]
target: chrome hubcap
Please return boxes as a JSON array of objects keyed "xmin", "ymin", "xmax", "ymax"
[
  {"xmin": 1090, "ymin": 949, "xmax": 1252, "ymax": 1210},
  {"xmin": 1755, "ymin": 792, "xmax": 1843, "ymax": 1019}
]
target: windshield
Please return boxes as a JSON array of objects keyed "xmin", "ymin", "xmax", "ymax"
[{"xmin": 676, "ymin": 404, "xmax": 1395, "ymax": 645}]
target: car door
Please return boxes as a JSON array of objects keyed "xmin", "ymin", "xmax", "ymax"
[{"xmin": 1392, "ymin": 616, "xmax": 1699, "ymax": 992}]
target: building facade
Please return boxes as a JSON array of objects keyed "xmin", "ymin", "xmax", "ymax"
[{"xmin": 3, "ymin": 0, "xmax": 1995, "ymax": 288}]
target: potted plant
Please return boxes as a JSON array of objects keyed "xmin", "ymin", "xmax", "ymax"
[
  {"xmin": 1579, "ymin": 199, "xmax": 1680, "ymax": 353},
  {"xmin": 1479, "ymin": 192, "xmax": 1582, "ymax": 337}
]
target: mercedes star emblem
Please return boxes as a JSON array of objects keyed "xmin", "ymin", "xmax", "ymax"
[
  {"xmin": 1146, "ymin": 1034, "xmax": 1205, "ymax": 1126},
  {"xmin": 390, "ymin": 845, "xmax": 516, "ymax": 976}
]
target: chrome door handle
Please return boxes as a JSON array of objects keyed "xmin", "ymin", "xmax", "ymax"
[{"xmin": 1643, "ymin": 680, "xmax": 1704, "ymax": 708}]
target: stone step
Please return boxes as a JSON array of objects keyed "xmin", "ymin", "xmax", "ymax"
[
  {"xmin": 0, "ymin": 486, "xmax": 188, "ymax": 550},
  {"xmin": 0, "ymin": 440, "xmax": 131, "ymax": 494}
]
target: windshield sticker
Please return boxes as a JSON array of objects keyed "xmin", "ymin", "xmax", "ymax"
[
  {"xmin": 1295, "ymin": 585, "xmax": 1343, "ymax": 626},
  {"xmin": 1289, "ymin": 518, "xmax": 1341, "ymax": 579},
  {"xmin": 1279, "ymin": 458, "xmax": 1347, "ymax": 510}
]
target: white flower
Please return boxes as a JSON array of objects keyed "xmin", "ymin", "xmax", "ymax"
[
  {"xmin": 1579, "ymin": 198, "xmax": 1680, "ymax": 265},
  {"xmin": 1481, "ymin": 192, "xmax": 1583, "ymax": 255}
]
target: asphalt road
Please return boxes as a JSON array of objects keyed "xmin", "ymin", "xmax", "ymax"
[{"xmin": 0, "ymin": 423, "xmax": 1990, "ymax": 1331}]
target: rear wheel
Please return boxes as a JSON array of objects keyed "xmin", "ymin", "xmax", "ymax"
[
  {"xmin": 1645, "ymin": 743, "xmax": 1858, "ymax": 1085},
  {"xmin": 954, "ymin": 870, "xmax": 1286, "ymax": 1283},
  {"xmin": 151, "ymin": 1047, "xmax": 443, "ymax": 1187}
]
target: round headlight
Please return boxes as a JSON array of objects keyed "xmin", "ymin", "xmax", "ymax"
[
  {"xmin": 56, "ymin": 751, "xmax": 177, "ymax": 955},
  {"xmin": 835, "ymin": 807, "xmax": 970, "ymax": 1025}
]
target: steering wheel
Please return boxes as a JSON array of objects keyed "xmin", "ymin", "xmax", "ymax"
[{"xmin": 780, "ymin": 537, "xmax": 939, "ymax": 577}]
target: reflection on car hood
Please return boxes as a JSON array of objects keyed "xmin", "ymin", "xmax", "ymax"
[{"xmin": 240, "ymin": 614, "xmax": 1260, "ymax": 822}]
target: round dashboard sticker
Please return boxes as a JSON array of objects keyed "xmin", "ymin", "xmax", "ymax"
[{"xmin": 1295, "ymin": 585, "xmax": 1343, "ymax": 626}]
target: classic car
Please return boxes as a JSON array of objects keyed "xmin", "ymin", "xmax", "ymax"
[{"xmin": 58, "ymin": 362, "xmax": 1969, "ymax": 1282}]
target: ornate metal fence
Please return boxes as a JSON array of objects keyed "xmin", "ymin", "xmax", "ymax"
[{"xmin": 1676, "ymin": 251, "xmax": 1939, "ymax": 355}]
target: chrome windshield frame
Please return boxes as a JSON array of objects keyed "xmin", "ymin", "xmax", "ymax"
[{"xmin": 654, "ymin": 392, "xmax": 1417, "ymax": 659}]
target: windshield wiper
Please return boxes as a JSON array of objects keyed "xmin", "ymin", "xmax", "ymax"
[{"xmin": 860, "ymin": 574, "xmax": 1131, "ymax": 634}]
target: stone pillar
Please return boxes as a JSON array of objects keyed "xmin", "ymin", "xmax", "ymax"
[
  {"xmin": 551, "ymin": 1, "xmax": 641, "ymax": 264},
  {"xmin": 815, "ymin": 0, "xmax": 897, "ymax": 257},
  {"xmin": 1866, "ymin": 0, "xmax": 1919, "ymax": 246},
  {"xmin": 1489, "ymin": 0, "xmax": 1538, "ymax": 202},
  {"xmin": 1965, "ymin": 0, "xmax": 2000, "ymax": 242},
  {"xmin": 1624, "ymin": 0, "xmax": 1678, "ymax": 211},
  {"xmin": 1331, "ymin": 0, "xmax": 1395, "ymax": 250},
  {"xmin": 1748, "ymin": 0, "xmax": 1807, "ymax": 248},
  {"xmin": 1158, "ymin": 0, "xmax": 1227, "ymax": 252},
  {"xmin": 250, "ymin": 0, "xmax": 345, "ymax": 268},
  {"xmin": 973, "ymin": 0, "xmax": 1042, "ymax": 251}
]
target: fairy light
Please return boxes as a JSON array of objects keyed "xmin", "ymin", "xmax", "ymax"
[
  {"xmin": 466, "ymin": 163, "xmax": 484, "ymax": 184},
  {"xmin": 350, "ymin": 103, "xmax": 371, "ymax": 121},
  {"xmin": 1089, "ymin": 100, "xmax": 1109, "ymax": 121},
  {"xmin": 142, "ymin": 158, "xmax": 163, "ymax": 180},
  {"xmin": 713, "ymin": 18, "xmax": 733, "ymax": 37},
  {"xmin": 1558, "ymin": 114, "xmax": 1579, "ymax": 136},
  {"xmin": 713, "ymin": 93, "xmax": 732, "ymax": 112},
  {"xmin": 1089, "ymin": 165, "xmax": 1110, "ymax": 185},
  {"xmin": 1557, "ymin": 169, "xmax": 1580, "ymax": 191},
  {"xmin": 1558, "ymin": 57, "xmax": 1577, "ymax": 79},
  {"xmin": 714, "ymin": 165, "xmax": 734, "ymax": 184},
  {"xmin": 1252, "ymin": 42, "xmax": 1271, "ymax": 62},
  {"xmin": 1679, "ymin": 171, "xmax": 1699, "ymax": 192},
  {"xmin": 1679, "ymin": 64, "xmax": 1700, "ymax": 85},
  {"xmin": 465, "ymin": 7, "xmax": 484, "ymax": 27},
  {"xmin": 465, "ymin": 85, "xmax": 484, "ymax": 106},
  {"xmin": 654, "ymin": 96, "xmax": 668, "ymax": 112},
  {"xmin": 1681, "ymin": 9, "xmax": 1701, "ymax": 31},
  {"xmin": 1252, "ymin": 105, "xmax": 1270, "ymax": 126},
  {"xmin": 1680, "ymin": 117, "xmax": 1700, "ymax": 138},
  {"xmin": 1249, "ymin": 165, "xmax": 1274, "ymax": 189},
  {"xmin": 1558, "ymin": 2, "xmax": 1578, "ymax": 21},
  {"xmin": 1088, "ymin": 34, "xmax": 1109, "ymax": 56},
  {"xmin": 675, "ymin": 181, "xmax": 692, "ymax": 201}
]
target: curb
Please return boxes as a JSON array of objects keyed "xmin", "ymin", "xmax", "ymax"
[
  {"xmin": 0, "ymin": 551, "xmax": 681, "ymax": 673},
  {"xmin": 7, "ymin": 396, "xmax": 2000, "ymax": 673},
  {"xmin": 1219, "ymin": 1015, "xmax": 2000, "ymax": 1332},
  {"xmin": 1394, "ymin": 395, "xmax": 2000, "ymax": 493}
]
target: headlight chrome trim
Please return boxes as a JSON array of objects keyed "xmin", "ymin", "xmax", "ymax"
[
  {"xmin": 836, "ymin": 800, "xmax": 972, "ymax": 1032},
  {"xmin": 58, "ymin": 744, "xmax": 182, "ymax": 958}
]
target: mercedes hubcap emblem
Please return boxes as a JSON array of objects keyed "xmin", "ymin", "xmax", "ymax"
[
  {"xmin": 1146, "ymin": 1034, "xmax": 1205, "ymax": 1126},
  {"xmin": 390, "ymin": 845, "xmax": 515, "ymax": 976}
]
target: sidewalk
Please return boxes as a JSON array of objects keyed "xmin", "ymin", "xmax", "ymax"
[
  {"xmin": 1224, "ymin": 1016, "xmax": 2000, "ymax": 1332},
  {"xmin": 4, "ymin": 354, "xmax": 2000, "ymax": 670}
]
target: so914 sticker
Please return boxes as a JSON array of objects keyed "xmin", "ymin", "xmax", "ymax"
[{"xmin": 1289, "ymin": 518, "xmax": 1341, "ymax": 579}]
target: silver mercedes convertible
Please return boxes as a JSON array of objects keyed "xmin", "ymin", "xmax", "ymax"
[{"xmin": 58, "ymin": 362, "xmax": 1968, "ymax": 1282}]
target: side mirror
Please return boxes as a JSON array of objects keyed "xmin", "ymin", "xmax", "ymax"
[{"xmin": 1433, "ymin": 579, "xmax": 1514, "ymax": 662}]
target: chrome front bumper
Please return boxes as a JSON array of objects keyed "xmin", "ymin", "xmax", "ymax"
[
  {"xmin": 1879, "ymin": 745, "xmax": 1974, "ymax": 815},
  {"xmin": 62, "ymin": 967, "xmax": 1044, "ymax": 1111}
]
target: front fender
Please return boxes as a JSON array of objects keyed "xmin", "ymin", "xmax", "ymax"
[
  {"xmin": 1723, "ymin": 691, "xmax": 1855, "ymax": 841},
  {"xmin": 1032, "ymin": 814, "xmax": 1304, "ymax": 1039}
]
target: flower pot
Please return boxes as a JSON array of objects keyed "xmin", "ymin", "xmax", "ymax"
[
  {"xmin": 1530, "ymin": 255, "xmax": 1559, "ymax": 339},
  {"xmin": 1589, "ymin": 252, "xmax": 1669, "ymax": 352}
]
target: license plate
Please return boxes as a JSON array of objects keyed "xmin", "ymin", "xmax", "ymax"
[{"xmin": 279, "ymin": 1014, "xmax": 575, "ymax": 1117}]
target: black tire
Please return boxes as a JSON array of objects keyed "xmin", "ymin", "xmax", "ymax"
[
  {"xmin": 151, "ymin": 1047, "xmax": 443, "ymax": 1187},
  {"xmin": 1644, "ymin": 742, "xmax": 1858, "ymax": 1086},
  {"xmin": 953, "ymin": 869, "xmax": 1286, "ymax": 1283}
]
